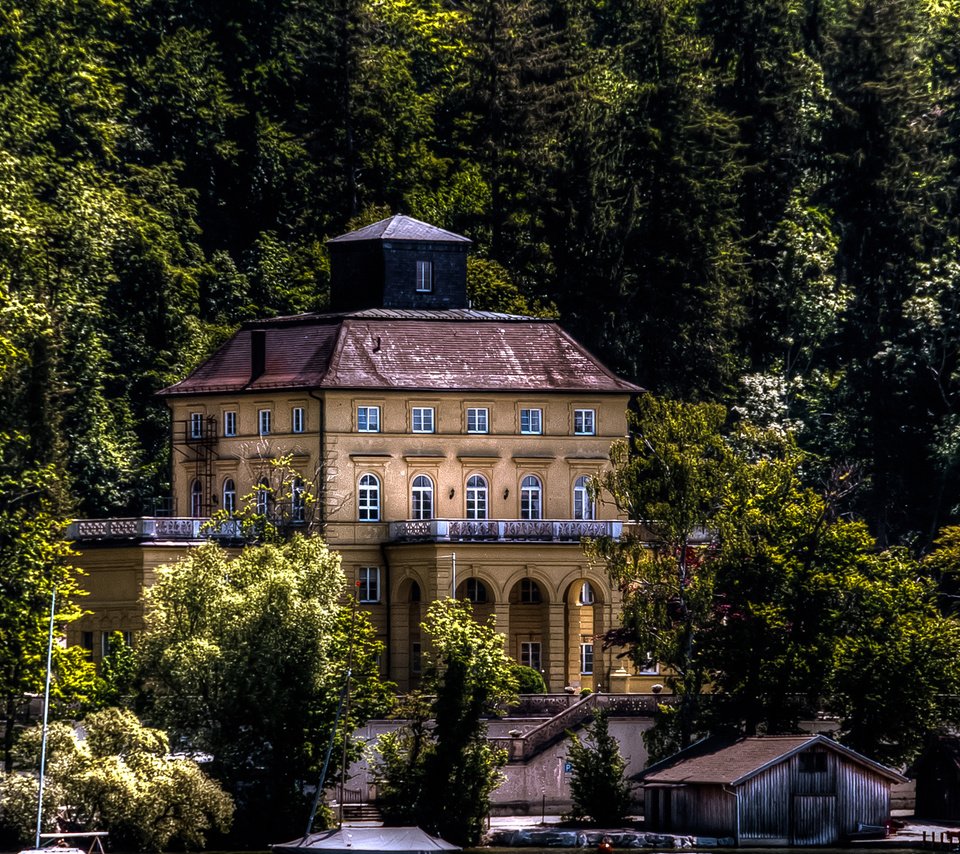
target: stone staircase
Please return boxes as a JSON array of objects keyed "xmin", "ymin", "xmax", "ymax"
[{"xmin": 491, "ymin": 693, "xmax": 666, "ymax": 763}]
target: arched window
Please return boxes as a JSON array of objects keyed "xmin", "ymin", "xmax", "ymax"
[
  {"xmin": 578, "ymin": 581, "xmax": 595, "ymax": 605},
  {"xmin": 466, "ymin": 475, "xmax": 488, "ymax": 520},
  {"xmin": 292, "ymin": 477, "xmax": 306, "ymax": 523},
  {"xmin": 409, "ymin": 581, "xmax": 421, "ymax": 603},
  {"xmin": 256, "ymin": 478, "xmax": 271, "ymax": 516},
  {"xmin": 358, "ymin": 474, "xmax": 380, "ymax": 522},
  {"xmin": 222, "ymin": 478, "xmax": 237, "ymax": 515},
  {"xmin": 573, "ymin": 475, "xmax": 594, "ymax": 520},
  {"xmin": 412, "ymin": 475, "xmax": 434, "ymax": 520},
  {"xmin": 190, "ymin": 480, "xmax": 203, "ymax": 517},
  {"xmin": 465, "ymin": 578, "xmax": 488, "ymax": 603},
  {"xmin": 520, "ymin": 578, "xmax": 542, "ymax": 604},
  {"xmin": 520, "ymin": 475, "xmax": 542, "ymax": 520}
]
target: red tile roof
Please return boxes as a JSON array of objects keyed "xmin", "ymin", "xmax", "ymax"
[
  {"xmin": 158, "ymin": 310, "xmax": 641, "ymax": 397},
  {"xmin": 639, "ymin": 735, "xmax": 906, "ymax": 786}
]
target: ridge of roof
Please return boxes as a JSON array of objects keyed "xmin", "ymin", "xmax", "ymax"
[
  {"xmin": 244, "ymin": 308, "xmax": 554, "ymax": 328},
  {"xmin": 327, "ymin": 214, "xmax": 471, "ymax": 244},
  {"xmin": 637, "ymin": 734, "xmax": 906, "ymax": 787}
]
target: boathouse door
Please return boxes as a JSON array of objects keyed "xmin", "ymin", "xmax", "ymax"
[{"xmin": 791, "ymin": 795, "xmax": 837, "ymax": 845}]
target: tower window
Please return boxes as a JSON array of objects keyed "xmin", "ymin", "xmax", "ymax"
[{"xmin": 416, "ymin": 260, "xmax": 433, "ymax": 293}]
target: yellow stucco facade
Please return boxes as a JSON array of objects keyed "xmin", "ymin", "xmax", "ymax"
[{"xmin": 67, "ymin": 215, "xmax": 666, "ymax": 694}]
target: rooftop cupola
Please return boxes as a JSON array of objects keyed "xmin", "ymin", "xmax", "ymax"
[{"xmin": 327, "ymin": 214, "xmax": 471, "ymax": 311}]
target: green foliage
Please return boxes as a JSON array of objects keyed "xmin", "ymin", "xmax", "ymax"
[
  {"xmin": 0, "ymin": 433, "xmax": 95, "ymax": 770},
  {"xmin": 373, "ymin": 600, "xmax": 515, "ymax": 846},
  {"xmin": 513, "ymin": 664, "xmax": 547, "ymax": 694},
  {"xmin": 597, "ymin": 399, "xmax": 960, "ymax": 765},
  {"xmin": 0, "ymin": 708, "xmax": 233, "ymax": 852},
  {"xmin": 566, "ymin": 710, "xmax": 631, "ymax": 826},
  {"xmin": 591, "ymin": 397, "xmax": 740, "ymax": 748},
  {"xmin": 137, "ymin": 535, "xmax": 392, "ymax": 843}
]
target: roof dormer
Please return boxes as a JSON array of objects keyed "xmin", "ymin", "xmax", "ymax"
[{"xmin": 327, "ymin": 214, "xmax": 471, "ymax": 311}]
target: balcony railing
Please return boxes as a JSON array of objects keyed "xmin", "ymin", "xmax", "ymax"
[
  {"xmin": 67, "ymin": 517, "xmax": 242, "ymax": 542},
  {"xmin": 389, "ymin": 518, "xmax": 622, "ymax": 543}
]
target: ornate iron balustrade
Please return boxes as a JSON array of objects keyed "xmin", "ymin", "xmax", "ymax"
[
  {"xmin": 389, "ymin": 519, "xmax": 623, "ymax": 543},
  {"xmin": 67, "ymin": 517, "xmax": 242, "ymax": 542}
]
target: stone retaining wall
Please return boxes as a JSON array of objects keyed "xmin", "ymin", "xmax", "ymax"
[{"xmin": 486, "ymin": 829, "xmax": 735, "ymax": 848}]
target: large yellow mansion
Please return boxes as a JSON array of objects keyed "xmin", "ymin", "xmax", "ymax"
[{"xmin": 68, "ymin": 216, "xmax": 658, "ymax": 693}]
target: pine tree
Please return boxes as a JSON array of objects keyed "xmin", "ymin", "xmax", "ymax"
[{"xmin": 567, "ymin": 709, "xmax": 631, "ymax": 826}]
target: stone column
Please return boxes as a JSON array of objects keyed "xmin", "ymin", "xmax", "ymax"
[
  {"xmin": 547, "ymin": 603, "xmax": 566, "ymax": 691},
  {"xmin": 493, "ymin": 602, "xmax": 511, "ymax": 641}
]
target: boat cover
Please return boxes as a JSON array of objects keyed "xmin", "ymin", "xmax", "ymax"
[{"xmin": 272, "ymin": 827, "xmax": 460, "ymax": 854}]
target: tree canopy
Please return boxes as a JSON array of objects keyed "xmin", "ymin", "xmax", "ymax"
[
  {"xmin": 594, "ymin": 398, "xmax": 960, "ymax": 764},
  {"xmin": 137, "ymin": 535, "xmax": 392, "ymax": 843},
  {"xmin": 373, "ymin": 599, "xmax": 516, "ymax": 846}
]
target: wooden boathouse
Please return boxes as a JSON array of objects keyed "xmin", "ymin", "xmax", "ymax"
[{"xmin": 638, "ymin": 734, "xmax": 906, "ymax": 846}]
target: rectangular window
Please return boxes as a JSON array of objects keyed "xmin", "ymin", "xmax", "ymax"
[
  {"xmin": 359, "ymin": 567, "xmax": 380, "ymax": 603},
  {"xmin": 82, "ymin": 631, "xmax": 94, "ymax": 658},
  {"xmin": 520, "ymin": 408, "xmax": 542, "ymax": 434},
  {"xmin": 101, "ymin": 630, "xmax": 133, "ymax": 658},
  {"xmin": 799, "ymin": 752, "xmax": 828, "ymax": 774},
  {"xmin": 638, "ymin": 653, "xmax": 659, "ymax": 675},
  {"xmin": 467, "ymin": 407, "xmax": 489, "ymax": 433},
  {"xmin": 574, "ymin": 409, "xmax": 596, "ymax": 435},
  {"xmin": 412, "ymin": 406, "xmax": 435, "ymax": 433},
  {"xmin": 223, "ymin": 411, "xmax": 237, "ymax": 437},
  {"xmin": 416, "ymin": 260, "xmax": 433, "ymax": 293},
  {"xmin": 190, "ymin": 412, "xmax": 204, "ymax": 439},
  {"xmin": 292, "ymin": 406, "xmax": 305, "ymax": 434},
  {"xmin": 580, "ymin": 643, "xmax": 594, "ymax": 675},
  {"xmin": 258, "ymin": 409, "xmax": 271, "ymax": 436},
  {"xmin": 357, "ymin": 405, "xmax": 380, "ymax": 432},
  {"xmin": 411, "ymin": 642, "xmax": 422, "ymax": 675},
  {"xmin": 520, "ymin": 641, "xmax": 542, "ymax": 672}
]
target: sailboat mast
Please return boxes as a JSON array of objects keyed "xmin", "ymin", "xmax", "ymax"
[{"xmin": 34, "ymin": 588, "xmax": 57, "ymax": 849}]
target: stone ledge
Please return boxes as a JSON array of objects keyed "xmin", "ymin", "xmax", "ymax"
[{"xmin": 485, "ymin": 828, "xmax": 735, "ymax": 848}]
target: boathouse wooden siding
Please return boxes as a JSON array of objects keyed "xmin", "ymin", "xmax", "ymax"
[{"xmin": 640, "ymin": 736, "xmax": 905, "ymax": 846}]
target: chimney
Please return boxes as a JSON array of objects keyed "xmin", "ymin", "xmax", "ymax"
[{"xmin": 250, "ymin": 329, "xmax": 266, "ymax": 381}]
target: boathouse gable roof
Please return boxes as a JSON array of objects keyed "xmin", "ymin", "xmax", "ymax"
[{"xmin": 639, "ymin": 734, "xmax": 906, "ymax": 787}]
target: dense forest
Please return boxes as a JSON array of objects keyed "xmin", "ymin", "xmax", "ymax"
[{"xmin": 1, "ymin": 0, "xmax": 958, "ymax": 548}]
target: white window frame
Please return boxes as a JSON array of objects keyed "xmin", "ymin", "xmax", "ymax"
[
  {"xmin": 411, "ymin": 475, "xmax": 434, "ymax": 520},
  {"xmin": 520, "ymin": 475, "xmax": 542, "ymax": 520},
  {"xmin": 357, "ymin": 405, "xmax": 380, "ymax": 432},
  {"xmin": 292, "ymin": 477, "xmax": 306, "ymax": 523},
  {"xmin": 574, "ymin": 475, "xmax": 595, "ymax": 520},
  {"xmin": 416, "ymin": 259, "xmax": 433, "ymax": 293},
  {"xmin": 190, "ymin": 412, "xmax": 204, "ymax": 439},
  {"xmin": 520, "ymin": 408, "xmax": 542, "ymax": 434},
  {"xmin": 467, "ymin": 407, "xmax": 489, "ymax": 434},
  {"xmin": 412, "ymin": 406, "xmax": 435, "ymax": 433},
  {"xmin": 101, "ymin": 630, "xmax": 133, "ymax": 658},
  {"xmin": 190, "ymin": 479, "xmax": 203, "ymax": 516},
  {"xmin": 256, "ymin": 479, "xmax": 271, "ymax": 516},
  {"xmin": 223, "ymin": 478, "xmax": 237, "ymax": 515},
  {"xmin": 258, "ymin": 408, "xmax": 271, "ymax": 436},
  {"xmin": 578, "ymin": 581, "xmax": 595, "ymax": 605},
  {"xmin": 520, "ymin": 641, "xmax": 542, "ymax": 671},
  {"xmin": 223, "ymin": 410, "xmax": 237, "ymax": 437},
  {"xmin": 580, "ymin": 642, "xmax": 594, "ymax": 675},
  {"xmin": 359, "ymin": 567, "xmax": 381, "ymax": 603},
  {"xmin": 466, "ymin": 474, "xmax": 488, "ymax": 520},
  {"xmin": 292, "ymin": 406, "xmax": 305, "ymax": 434},
  {"xmin": 358, "ymin": 474, "xmax": 381, "ymax": 522},
  {"xmin": 638, "ymin": 653, "xmax": 659, "ymax": 675},
  {"xmin": 574, "ymin": 408, "xmax": 596, "ymax": 435}
]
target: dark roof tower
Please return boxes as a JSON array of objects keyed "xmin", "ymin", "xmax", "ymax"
[{"xmin": 327, "ymin": 214, "xmax": 471, "ymax": 312}]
